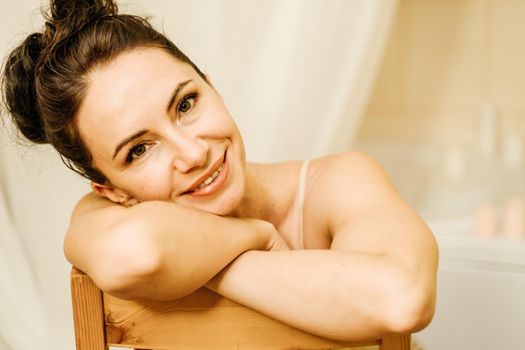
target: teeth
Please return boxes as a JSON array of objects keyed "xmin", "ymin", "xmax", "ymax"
[{"xmin": 196, "ymin": 166, "xmax": 222, "ymax": 190}]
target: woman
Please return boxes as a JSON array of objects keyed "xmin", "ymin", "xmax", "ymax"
[{"xmin": 2, "ymin": 0, "xmax": 438, "ymax": 342}]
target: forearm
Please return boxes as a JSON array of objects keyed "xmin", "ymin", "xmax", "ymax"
[
  {"xmin": 205, "ymin": 249, "xmax": 418, "ymax": 341},
  {"xmin": 107, "ymin": 201, "xmax": 269, "ymax": 300}
]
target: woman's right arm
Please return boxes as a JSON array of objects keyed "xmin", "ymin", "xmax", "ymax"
[{"xmin": 64, "ymin": 192, "xmax": 278, "ymax": 301}]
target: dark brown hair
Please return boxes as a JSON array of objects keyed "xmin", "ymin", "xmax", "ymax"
[{"xmin": 1, "ymin": 0, "xmax": 206, "ymax": 183}]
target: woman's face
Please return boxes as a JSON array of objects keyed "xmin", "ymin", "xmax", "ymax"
[{"xmin": 77, "ymin": 47, "xmax": 246, "ymax": 215}]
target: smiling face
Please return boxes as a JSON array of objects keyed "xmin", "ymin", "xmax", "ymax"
[{"xmin": 77, "ymin": 47, "xmax": 246, "ymax": 215}]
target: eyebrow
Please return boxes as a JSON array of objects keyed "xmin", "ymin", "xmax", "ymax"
[
  {"xmin": 111, "ymin": 79, "xmax": 194, "ymax": 161},
  {"xmin": 166, "ymin": 79, "xmax": 193, "ymax": 113},
  {"xmin": 112, "ymin": 129, "xmax": 148, "ymax": 160}
]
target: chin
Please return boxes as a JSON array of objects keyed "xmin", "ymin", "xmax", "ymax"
[
  {"xmin": 214, "ymin": 195, "xmax": 244, "ymax": 216},
  {"xmin": 208, "ymin": 180, "xmax": 245, "ymax": 216}
]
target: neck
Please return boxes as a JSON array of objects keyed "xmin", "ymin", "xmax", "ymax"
[{"xmin": 230, "ymin": 162, "xmax": 289, "ymax": 225}]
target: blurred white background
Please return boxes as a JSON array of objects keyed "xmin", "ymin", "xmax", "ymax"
[{"xmin": 1, "ymin": 1, "xmax": 524, "ymax": 349}]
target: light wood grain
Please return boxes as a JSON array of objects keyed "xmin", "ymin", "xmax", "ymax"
[
  {"xmin": 380, "ymin": 334, "xmax": 411, "ymax": 350},
  {"xmin": 71, "ymin": 267, "xmax": 409, "ymax": 350},
  {"xmin": 103, "ymin": 287, "xmax": 372, "ymax": 349},
  {"xmin": 70, "ymin": 267, "xmax": 108, "ymax": 350}
]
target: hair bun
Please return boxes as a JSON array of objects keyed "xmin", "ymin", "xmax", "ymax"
[
  {"xmin": 1, "ymin": 32, "xmax": 48, "ymax": 143},
  {"xmin": 44, "ymin": 0, "xmax": 118, "ymax": 43},
  {"xmin": 49, "ymin": 0, "xmax": 118, "ymax": 21},
  {"xmin": 23, "ymin": 33, "xmax": 44, "ymax": 68}
]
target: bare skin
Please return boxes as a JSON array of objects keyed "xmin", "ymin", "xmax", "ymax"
[{"xmin": 63, "ymin": 47, "xmax": 438, "ymax": 342}]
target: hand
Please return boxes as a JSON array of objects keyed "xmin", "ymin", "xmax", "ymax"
[
  {"xmin": 204, "ymin": 219, "xmax": 289, "ymax": 293},
  {"xmin": 252, "ymin": 219, "xmax": 290, "ymax": 252},
  {"xmin": 266, "ymin": 229, "xmax": 290, "ymax": 252}
]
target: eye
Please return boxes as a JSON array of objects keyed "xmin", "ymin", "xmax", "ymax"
[
  {"xmin": 177, "ymin": 93, "xmax": 198, "ymax": 115},
  {"xmin": 126, "ymin": 143, "xmax": 152, "ymax": 164}
]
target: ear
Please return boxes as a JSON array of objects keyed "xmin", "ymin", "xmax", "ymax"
[{"xmin": 91, "ymin": 182, "xmax": 138, "ymax": 207}]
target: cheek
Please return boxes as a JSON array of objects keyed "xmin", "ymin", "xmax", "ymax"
[
  {"xmin": 132, "ymin": 158, "xmax": 174, "ymax": 201},
  {"xmin": 202, "ymin": 101, "xmax": 238, "ymax": 134},
  {"xmin": 135, "ymin": 175, "xmax": 172, "ymax": 201}
]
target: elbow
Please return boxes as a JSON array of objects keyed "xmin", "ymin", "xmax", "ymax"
[
  {"xmin": 93, "ymin": 218, "xmax": 163, "ymax": 298},
  {"xmin": 384, "ymin": 277, "xmax": 437, "ymax": 334},
  {"xmin": 384, "ymin": 231, "xmax": 439, "ymax": 334}
]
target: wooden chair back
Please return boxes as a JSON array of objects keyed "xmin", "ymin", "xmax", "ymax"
[{"xmin": 70, "ymin": 267, "xmax": 410, "ymax": 350}]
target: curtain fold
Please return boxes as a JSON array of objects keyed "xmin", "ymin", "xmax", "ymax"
[
  {"xmin": 0, "ymin": 181, "xmax": 50, "ymax": 349},
  {"xmin": 312, "ymin": 0, "xmax": 399, "ymax": 156},
  {"xmin": 149, "ymin": 0, "xmax": 399, "ymax": 162}
]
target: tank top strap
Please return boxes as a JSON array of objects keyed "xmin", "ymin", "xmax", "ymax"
[{"xmin": 296, "ymin": 159, "xmax": 310, "ymax": 250}]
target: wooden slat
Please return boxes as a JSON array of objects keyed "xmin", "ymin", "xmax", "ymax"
[
  {"xmin": 70, "ymin": 266, "xmax": 410, "ymax": 350},
  {"xmin": 70, "ymin": 267, "xmax": 108, "ymax": 350},
  {"xmin": 379, "ymin": 334, "xmax": 410, "ymax": 350},
  {"xmin": 103, "ymin": 287, "xmax": 382, "ymax": 350}
]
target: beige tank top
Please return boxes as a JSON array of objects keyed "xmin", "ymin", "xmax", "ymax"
[{"xmin": 296, "ymin": 160, "xmax": 310, "ymax": 250}]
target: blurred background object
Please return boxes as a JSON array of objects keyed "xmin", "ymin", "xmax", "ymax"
[{"xmin": 352, "ymin": 1, "xmax": 525, "ymax": 349}]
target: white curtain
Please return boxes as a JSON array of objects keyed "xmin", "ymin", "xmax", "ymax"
[
  {"xmin": 0, "ymin": 0, "xmax": 398, "ymax": 348},
  {"xmin": 0, "ymin": 180, "xmax": 50, "ymax": 349},
  {"xmin": 143, "ymin": 0, "xmax": 399, "ymax": 161}
]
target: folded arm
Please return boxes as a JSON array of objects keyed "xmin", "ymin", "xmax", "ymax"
[
  {"xmin": 205, "ymin": 152, "xmax": 438, "ymax": 341},
  {"xmin": 64, "ymin": 194, "xmax": 279, "ymax": 300},
  {"xmin": 65, "ymin": 152, "xmax": 438, "ymax": 342}
]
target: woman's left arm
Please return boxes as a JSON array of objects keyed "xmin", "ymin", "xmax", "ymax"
[{"xmin": 205, "ymin": 152, "xmax": 438, "ymax": 342}]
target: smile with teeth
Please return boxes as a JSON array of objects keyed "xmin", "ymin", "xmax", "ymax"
[{"xmin": 195, "ymin": 165, "xmax": 223, "ymax": 190}]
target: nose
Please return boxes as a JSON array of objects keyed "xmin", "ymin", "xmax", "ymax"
[{"xmin": 169, "ymin": 131, "xmax": 208, "ymax": 173}]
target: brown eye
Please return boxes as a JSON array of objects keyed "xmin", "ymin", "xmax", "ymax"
[
  {"xmin": 179, "ymin": 99, "xmax": 191, "ymax": 113},
  {"xmin": 177, "ymin": 93, "xmax": 197, "ymax": 114},
  {"xmin": 132, "ymin": 144, "xmax": 146, "ymax": 157},
  {"xmin": 126, "ymin": 143, "xmax": 150, "ymax": 163}
]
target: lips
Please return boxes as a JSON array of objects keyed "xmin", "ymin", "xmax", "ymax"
[
  {"xmin": 183, "ymin": 151, "xmax": 227, "ymax": 195},
  {"xmin": 194, "ymin": 165, "xmax": 223, "ymax": 190}
]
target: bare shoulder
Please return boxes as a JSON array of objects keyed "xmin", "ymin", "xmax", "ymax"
[
  {"xmin": 310, "ymin": 151, "xmax": 398, "ymax": 204},
  {"xmin": 308, "ymin": 152, "xmax": 436, "ymax": 262},
  {"xmin": 315, "ymin": 150, "xmax": 391, "ymax": 180},
  {"xmin": 69, "ymin": 191, "xmax": 126, "ymax": 229},
  {"xmin": 72, "ymin": 191, "xmax": 116, "ymax": 216},
  {"xmin": 308, "ymin": 151, "xmax": 405, "ymax": 233}
]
